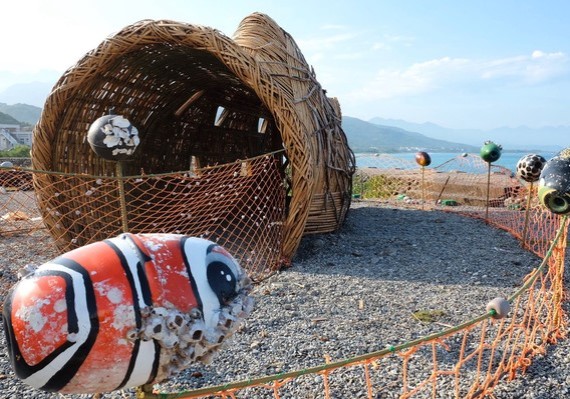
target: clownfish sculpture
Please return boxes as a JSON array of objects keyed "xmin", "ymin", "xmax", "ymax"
[{"xmin": 2, "ymin": 233, "xmax": 253, "ymax": 394}]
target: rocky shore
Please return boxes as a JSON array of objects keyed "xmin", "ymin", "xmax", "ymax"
[{"xmin": 0, "ymin": 201, "xmax": 568, "ymax": 398}]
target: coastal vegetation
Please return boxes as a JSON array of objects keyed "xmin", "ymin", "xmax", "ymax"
[{"xmin": 0, "ymin": 145, "xmax": 31, "ymax": 158}]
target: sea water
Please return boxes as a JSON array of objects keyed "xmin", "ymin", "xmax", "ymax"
[{"xmin": 356, "ymin": 151, "xmax": 557, "ymax": 173}]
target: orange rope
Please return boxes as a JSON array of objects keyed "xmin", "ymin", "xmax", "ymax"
[{"xmin": 363, "ymin": 361, "xmax": 374, "ymax": 399}]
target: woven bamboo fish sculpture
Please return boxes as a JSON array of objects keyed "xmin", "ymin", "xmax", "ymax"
[{"xmin": 2, "ymin": 233, "xmax": 253, "ymax": 394}]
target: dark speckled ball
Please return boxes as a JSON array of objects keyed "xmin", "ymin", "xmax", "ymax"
[{"xmin": 516, "ymin": 154, "xmax": 546, "ymax": 183}]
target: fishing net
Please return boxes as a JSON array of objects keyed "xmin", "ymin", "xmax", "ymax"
[
  {"xmin": 1, "ymin": 152, "xmax": 566, "ymax": 398},
  {"xmin": 1, "ymin": 155, "xmax": 285, "ymax": 281}
]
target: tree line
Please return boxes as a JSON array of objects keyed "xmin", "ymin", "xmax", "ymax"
[{"xmin": 0, "ymin": 145, "xmax": 31, "ymax": 158}]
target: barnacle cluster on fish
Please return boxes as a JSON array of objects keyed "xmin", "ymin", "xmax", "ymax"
[{"xmin": 135, "ymin": 286, "xmax": 253, "ymax": 381}]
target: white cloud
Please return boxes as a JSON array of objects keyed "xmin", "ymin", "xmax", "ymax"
[
  {"xmin": 333, "ymin": 52, "xmax": 368, "ymax": 61},
  {"xmin": 348, "ymin": 56, "xmax": 471, "ymax": 100},
  {"xmin": 320, "ymin": 24, "xmax": 348, "ymax": 31},
  {"xmin": 371, "ymin": 34, "xmax": 415, "ymax": 52},
  {"xmin": 297, "ymin": 32, "xmax": 359, "ymax": 52},
  {"xmin": 2, "ymin": 1, "xmax": 107, "ymax": 73},
  {"xmin": 310, "ymin": 52, "xmax": 326, "ymax": 64},
  {"xmin": 298, "ymin": 27, "xmax": 368, "ymax": 65},
  {"xmin": 482, "ymin": 51, "xmax": 568, "ymax": 84},
  {"xmin": 348, "ymin": 51, "xmax": 569, "ymax": 102},
  {"xmin": 371, "ymin": 42, "xmax": 391, "ymax": 51}
]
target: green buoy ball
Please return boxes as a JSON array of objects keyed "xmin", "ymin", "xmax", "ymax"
[
  {"xmin": 480, "ymin": 140, "xmax": 502, "ymax": 163},
  {"xmin": 415, "ymin": 151, "xmax": 431, "ymax": 167},
  {"xmin": 538, "ymin": 148, "xmax": 570, "ymax": 214},
  {"xmin": 486, "ymin": 297, "xmax": 510, "ymax": 319}
]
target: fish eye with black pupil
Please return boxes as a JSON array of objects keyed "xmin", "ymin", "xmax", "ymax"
[{"xmin": 207, "ymin": 261, "xmax": 237, "ymax": 303}]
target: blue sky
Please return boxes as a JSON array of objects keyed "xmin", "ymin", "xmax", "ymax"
[{"xmin": 2, "ymin": 0, "xmax": 570, "ymax": 130}]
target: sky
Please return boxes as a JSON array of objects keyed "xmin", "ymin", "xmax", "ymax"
[{"xmin": 2, "ymin": 0, "xmax": 570, "ymax": 130}]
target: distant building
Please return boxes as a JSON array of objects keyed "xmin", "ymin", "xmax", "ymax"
[
  {"xmin": 0, "ymin": 124, "xmax": 33, "ymax": 150},
  {"xmin": 0, "ymin": 124, "xmax": 19, "ymax": 133}
]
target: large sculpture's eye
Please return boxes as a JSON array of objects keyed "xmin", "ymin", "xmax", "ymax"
[{"xmin": 207, "ymin": 261, "xmax": 237, "ymax": 303}]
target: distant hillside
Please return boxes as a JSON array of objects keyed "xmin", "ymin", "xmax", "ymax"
[
  {"xmin": 369, "ymin": 117, "xmax": 567, "ymax": 152},
  {"xmin": 342, "ymin": 116, "xmax": 478, "ymax": 153},
  {"xmin": 0, "ymin": 111, "xmax": 20, "ymax": 124},
  {"xmin": 0, "ymin": 103, "xmax": 42, "ymax": 125},
  {"xmin": 0, "ymin": 81, "xmax": 52, "ymax": 108}
]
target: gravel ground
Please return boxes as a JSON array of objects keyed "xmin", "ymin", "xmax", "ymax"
[{"xmin": 0, "ymin": 201, "xmax": 568, "ymax": 398}]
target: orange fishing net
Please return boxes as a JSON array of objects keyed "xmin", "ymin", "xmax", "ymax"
[
  {"xmin": 1, "ymin": 155, "xmax": 286, "ymax": 281},
  {"xmin": 1, "ymin": 152, "xmax": 567, "ymax": 399},
  {"xmin": 354, "ymin": 153, "xmax": 558, "ymax": 257}
]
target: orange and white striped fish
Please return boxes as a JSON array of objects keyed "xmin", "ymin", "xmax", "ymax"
[{"xmin": 3, "ymin": 233, "xmax": 253, "ymax": 394}]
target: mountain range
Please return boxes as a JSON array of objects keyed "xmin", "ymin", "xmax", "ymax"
[
  {"xmin": 341, "ymin": 116, "xmax": 478, "ymax": 153},
  {"xmin": 0, "ymin": 103, "xmax": 42, "ymax": 125},
  {"xmin": 0, "ymin": 109, "xmax": 20, "ymax": 125},
  {"xmin": 369, "ymin": 117, "xmax": 567, "ymax": 152},
  {"xmin": 0, "ymin": 81, "xmax": 54, "ymax": 108},
  {"xmin": 0, "ymin": 95, "xmax": 566, "ymax": 154}
]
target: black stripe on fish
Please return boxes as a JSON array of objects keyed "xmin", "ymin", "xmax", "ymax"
[
  {"xmin": 106, "ymin": 234, "xmax": 159, "ymax": 390},
  {"xmin": 180, "ymin": 236, "xmax": 204, "ymax": 314}
]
